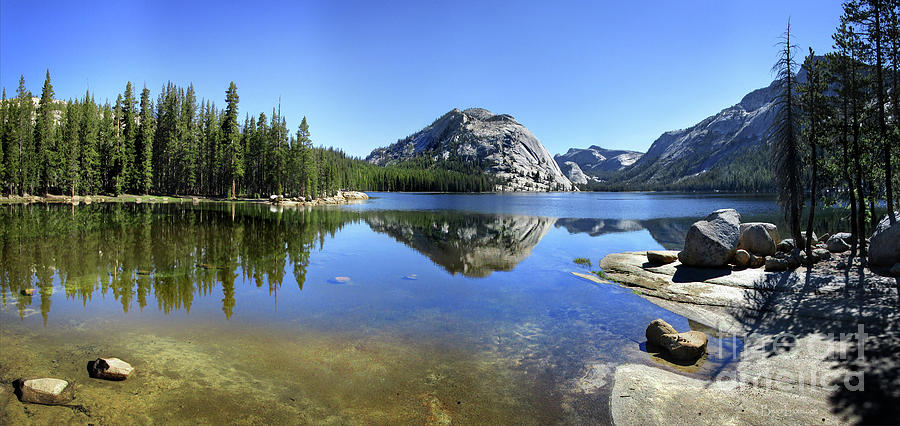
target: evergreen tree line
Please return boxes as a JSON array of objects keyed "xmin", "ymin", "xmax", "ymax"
[
  {"xmin": 772, "ymin": 0, "xmax": 900, "ymax": 257},
  {"xmin": 0, "ymin": 75, "xmax": 494, "ymax": 199}
]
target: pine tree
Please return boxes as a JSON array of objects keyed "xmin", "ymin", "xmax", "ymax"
[
  {"xmin": 61, "ymin": 99, "xmax": 82, "ymax": 196},
  {"xmin": 79, "ymin": 92, "xmax": 100, "ymax": 194},
  {"xmin": 771, "ymin": 21, "xmax": 804, "ymax": 245},
  {"xmin": 136, "ymin": 86, "xmax": 154, "ymax": 194},
  {"xmin": 221, "ymin": 82, "xmax": 242, "ymax": 198},
  {"xmin": 98, "ymin": 102, "xmax": 116, "ymax": 193},
  {"xmin": 297, "ymin": 116, "xmax": 314, "ymax": 198},
  {"xmin": 33, "ymin": 70, "xmax": 56, "ymax": 195},
  {"xmin": 122, "ymin": 82, "xmax": 137, "ymax": 193},
  {"xmin": 12, "ymin": 76, "xmax": 33, "ymax": 195},
  {"xmin": 799, "ymin": 49, "xmax": 829, "ymax": 257}
]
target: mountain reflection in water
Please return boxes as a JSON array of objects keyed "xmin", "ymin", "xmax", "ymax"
[{"xmin": 0, "ymin": 200, "xmax": 816, "ymax": 319}]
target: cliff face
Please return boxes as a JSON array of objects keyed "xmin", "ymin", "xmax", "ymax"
[
  {"xmin": 554, "ymin": 146, "xmax": 643, "ymax": 175},
  {"xmin": 367, "ymin": 108, "xmax": 575, "ymax": 191},
  {"xmin": 612, "ymin": 80, "xmax": 779, "ymax": 186}
]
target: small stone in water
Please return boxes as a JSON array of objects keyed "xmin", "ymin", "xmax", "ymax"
[
  {"xmin": 14, "ymin": 378, "xmax": 74, "ymax": 405},
  {"xmin": 20, "ymin": 288, "xmax": 36, "ymax": 296},
  {"xmin": 89, "ymin": 357, "xmax": 134, "ymax": 380},
  {"xmin": 331, "ymin": 276, "xmax": 351, "ymax": 283},
  {"xmin": 404, "ymin": 274, "xmax": 418, "ymax": 280}
]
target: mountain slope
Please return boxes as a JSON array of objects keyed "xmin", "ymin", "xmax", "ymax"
[
  {"xmin": 554, "ymin": 146, "xmax": 644, "ymax": 174},
  {"xmin": 367, "ymin": 108, "xmax": 575, "ymax": 191},
  {"xmin": 608, "ymin": 80, "xmax": 778, "ymax": 188}
]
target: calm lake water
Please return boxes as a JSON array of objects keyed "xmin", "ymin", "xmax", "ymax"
[{"xmin": 0, "ymin": 192, "xmax": 791, "ymax": 424}]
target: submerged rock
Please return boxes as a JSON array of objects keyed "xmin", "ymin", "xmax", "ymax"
[
  {"xmin": 645, "ymin": 319, "xmax": 677, "ymax": 345},
  {"xmin": 646, "ymin": 251, "xmax": 678, "ymax": 265},
  {"xmin": 869, "ymin": 212, "xmax": 900, "ymax": 266},
  {"xmin": 658, "ymin": 331, "xmax": 709, "ymax": 361},
  {"xmin": 677, "ymin": 209, "xmax": 741, "ymax": 267},
  {"xmin": 89, "ymin": 357, "xmax": 134, "ymax": 380},
  {"xmin": 14, "ymin": 378, "xmax": 74, "ymax": 405}
]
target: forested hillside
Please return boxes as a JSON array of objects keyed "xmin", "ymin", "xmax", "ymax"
[{"xmin": 0, "ymin": 74, "xmax": 494, "ymax": 199}]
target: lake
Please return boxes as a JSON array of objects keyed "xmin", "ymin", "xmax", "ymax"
[{"xmin": 0, "ymin": 192, "xmax": 798, "ymax": 423}]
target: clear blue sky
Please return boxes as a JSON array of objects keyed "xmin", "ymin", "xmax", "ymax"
[{"xmin": 1, "ymin": 0, "xmax": 842, "ymax": 158}]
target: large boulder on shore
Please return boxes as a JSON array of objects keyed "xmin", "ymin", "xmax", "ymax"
[
  {"xmin": 869, "ymin": 213, "xmax": 900, "ymax": 267},
  {"xmin": 738, "ymin": 223, "xmax": 776, "ymax": 256},
  {"xmin": 677, "ymin": 209, "xmax": 741, "ymax": 267},
  {"xmin": 739, "ymin": 222, "xmax": 781, "ymax": 244},
  {"xmin": 14, "ymin": 378, "xmax": 74, "ymax": 405},
  {"xmin": 826, "ymin": 233, "xmax": 852, "ymax": 253}
]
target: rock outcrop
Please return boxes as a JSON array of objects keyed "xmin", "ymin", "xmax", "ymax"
[
  {"xmin": 553, "ymin": 145, "xmax": 643, "ymax": 176},
  {"xmin": 869, "ymin": 213, "xmax": 900, "ymax": 266},
  {"xmin": 367, "ymin": 108, "xmax": 575, "ymax": 191},
  {"xmin": 677, "ymin": 209, "xmax": 741, "ymax": 267},
  {"xmin": 558, "ymin": 161, "xmax": 591, "ymax": 185}
]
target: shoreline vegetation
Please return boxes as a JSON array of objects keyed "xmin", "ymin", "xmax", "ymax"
[{"xmin": 0, "ymin": 190, "xmax": 370, "ymax": 206}]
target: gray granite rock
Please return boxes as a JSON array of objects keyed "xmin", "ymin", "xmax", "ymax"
[
  {"xmin": 367, "ymin": 108, "xmax": 575, "ymax": 192},
  {"xmin": 677, "ymin": 209, "xmax": 741, "ymax": 267}
]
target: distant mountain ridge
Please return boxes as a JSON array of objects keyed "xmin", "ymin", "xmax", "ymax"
[
  {"xmin": 553, "ymin": 145, "xmax": 644, "ymax": 184},
  {"xmin": 367, "ymin": 108, "xmax": 575, "ymax": 191},
  {"xmin": 556, "ymin": 77, "xmax": 782, "ymax": 191}
]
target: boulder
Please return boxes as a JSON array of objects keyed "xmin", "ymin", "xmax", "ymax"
[
  {"xmin": 14, "ymin": 378, "xmax": 74, "ymax": 405},
  {"xmin": 734, "ymin": 249, "xmax": 751, "ymax": 268},
  {"xmin": 826, "ymin": 233, "xmax": 852, "ymax": 253},
  {"xmin": 818, "ymin": 232, "xmax": 831, "ymax": 244},
  {"xmin": 89, "ymin": 357, "xmax": 134, "ymax": 380},
  {"xmin": 868, "ymin": 212, "xmax": 900, "ymax": 266},
  {"xmin": 677, "ymin": 209, "xmax": 741, "ymax": 267},
  {"xmin": 777, "ymin": 239, "xmax": 795, "ymax": 253},
  {"xmin": 739, "ymin": 222, "xmax": 781, "ymax": 244},
  {"xmin": 646, "ymin": 251, "xmax": 678, "ymax": 265},
  {"xmin": 812, "ymin": 248, "xmax": 831, "ymax": 262},
  {"xmin": 658, "ymin": 331, "xmax": 709, "ymax": 361},
  {"xmin": 749, "ymin": 254, "xmax": 766, "ymax": 268},
  {"xmin": 765, "ymin": 257, "xmax": 790, "ymax": 272},
  {"xmin": 645, "ymin": 319, "xmax": 677, "ymax": 345},
  {"xmin": 738, "ymin": 223, "xmax": 776, "ymax": 256},
  {"xmin": 799, "ymin": 231, "xmax": 818, "ymax": 246}
]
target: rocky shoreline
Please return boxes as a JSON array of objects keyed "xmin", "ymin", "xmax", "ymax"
[{"xmin": 587, "ymin": 209, "xmax": 900, "ymax": 424}]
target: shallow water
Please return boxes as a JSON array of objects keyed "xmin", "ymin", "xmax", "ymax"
[{"xmin": 0, "ymin": 193, "xmax": 795, "ymax": 423}]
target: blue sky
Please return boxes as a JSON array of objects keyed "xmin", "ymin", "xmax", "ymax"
[{"xmin": 1, "ymin": 0, "xmax": 842, "ymax": 157}]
